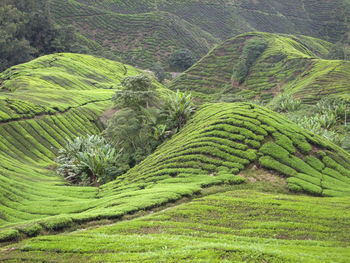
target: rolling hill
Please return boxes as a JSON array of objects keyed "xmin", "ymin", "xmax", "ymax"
[
  {"xmin": 0, "ymin": 53, "xmax": 350, "ymax": 262},
  {"xmin": 44, "ymin": 0, "xmax": 350, "ymax": 69},
  {"xmin": 48, "ymin": 0, "xmax": 219, "ymax": 69},
  {"xmin": 1, "ymin": 59, "xmax": 350, "ymax": 241},
  {"xmin": 72, "ymin": 0, "xmax": 350, "ymax": 42},
  {"xmin": 168, "ymin": 32, "xmax": 350, "ymax": 103}
]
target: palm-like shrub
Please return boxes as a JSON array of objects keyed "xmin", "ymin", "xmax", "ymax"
[
  {"xmin": 271, "ymin": 94, "xmax": 302, "ymax": 112},
  {"xmin": 56, "ymin": 135, "xmax": 122, "ymax": 186},
  {"xmin": 166, "ymin": 90, "xmax": 194, "ymax": 130},
  {"xmin": 315, "ymin": 97, "xmax": 349, "ymax": 125},
  {"xmin": 293, "ymin": 116, "xmax": 343, "ymax": 145}
]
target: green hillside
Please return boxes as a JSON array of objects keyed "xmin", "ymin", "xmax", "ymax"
[
  {"xmin": 168, "ymin": 32, "xmax": 350, "ymax": 103},
  {"xmin": 45, "ymin": 0, "xmax": 350, "ymax": 69},
  {"xmin": 48, "ymin": 0, "xmax": 218, "ymax": 69},
  {"xmin": 72, "ymin": 0, "xmax": 350, "ymax": 43},
  {"xmin": 0, "ymin": 54, "xmax": 350, "ymax": 262},
  {"xmin": 0, "ymin": 53, "xmax": 160, "ymax": 240},
  {"xmin": 2, "ymin": 190, "xmax": 350, "ymax": 262}
]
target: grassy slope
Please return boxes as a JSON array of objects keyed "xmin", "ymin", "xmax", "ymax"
[
  {"xmin": 1, "ymin": 82, "xmax": 349, "ymax": 243},
  {"xmin": 102, "ymin": 102, "xmax": 350, "ymax": 199},
  {"xmin": 168, "ymin": 32, "xmax": 350, "ymax": 102},
  {"xmin": 2, "ymin": 189, "xmax": 350, "ymax": 262},
  {"xmin": 48, "ymin": 0, "xmax": 218, "ymax": 69},
  {"xmin": 0, "ymin": 53, "xmax": 150, "ymax": 239},
  {"xmin": 0, "ymin": 53, "xmax": 350, "ymax": 254}
]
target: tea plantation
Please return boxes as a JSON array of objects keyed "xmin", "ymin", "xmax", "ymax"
[
  {"xmin": 168, "ymin": 32, "xmax": 350, "ymax": 102},
  {"xmin": 2, "ymin": 190, "xmax": 349, "ymax": 262},
  {"xmin": 44, "ymin": 0, "xmax": 350, "ymax": 68},
  {"xmin": 0, "ymin": 53, "xmax": 350, "ymax": 262},
  {"xmin": 48, "ymin": 0, "xmax": 219, "ymax": 68}
]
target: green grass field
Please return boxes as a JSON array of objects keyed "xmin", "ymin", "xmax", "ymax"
[{"xmin": 168, "ymin": 32, "xmax": 350, "ymax": 103}]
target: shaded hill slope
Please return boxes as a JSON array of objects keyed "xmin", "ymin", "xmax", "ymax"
[
  {"xmin": 73, "ymin": 0, "xmax": 350, "ymax": 43},
  {"xmin": 48, "ymin": 0, "xmax": 218, "ymax": 68},
  {"xmin": 44, "ymin": 0, "xmax": 350, "ymax": 68},
  {"xmin": 168, "ymin": 32, "xmax": 350, "ymax": 102}
]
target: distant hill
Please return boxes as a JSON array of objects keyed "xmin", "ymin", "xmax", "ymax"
[
  {"xmin": 45, "ymin": 0, "xmax": 350, "ymax": 68},
  {"xmin": 72, "ymin": 0, "xmax": 350, "ymax": 43},
  {"xmin": 168, "ymin": 32, "xmax": 350, "ymax": 103},
  {"xmin": 48, "ymin": 0, "xmax": 219, "ymax": 69}
]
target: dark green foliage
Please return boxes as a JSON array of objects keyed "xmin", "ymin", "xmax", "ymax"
[
  {"xmin": 170, "ymin": 48, "xmax": 196, "ymax": 71},
  {"xmin": 113, "ymin": 74, "xmax": 156, "ymax": 110},
  {"xmin": 0, "ymin": 0, "xmax": 81, "ymax": 71},
  {"xmin": 233, "ymin": 38, "xmax": 267, "ymax": 83},
  {"xmin": 103, "ymin": 108, "xmax": 160, "ymax": 166}
]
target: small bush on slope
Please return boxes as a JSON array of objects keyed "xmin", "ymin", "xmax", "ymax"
[
  {"xmin": 270, "ymin": 94, "xmax": 302, "ymax": 112},
  {"xmin": 56, "ymin": 135, "xmax": 123, "ymax": 186}
]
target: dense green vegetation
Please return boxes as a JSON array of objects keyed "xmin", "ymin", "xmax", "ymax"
[
  {"xmin": 1, "ymin": 2, "xmax": 350, "ymax": 261},
  {"xmin": 169, "ymin": 32, "xmax": 350, "ymax": 103},
  {"xmin": 2, "ymin": 189, "xmax": 350, "ymax": 262},
  {"xmin": 9, "ymin": 0, "xmax": 344, "ymax": 70},
  {"xmin": 0, "ymin": 0, "xmax": 87, "ymax": 71},
  {"xmin": 4, "ymin": 0, "xmax": 350, "ymax": 70},
  {"xmin": 1, "ymin": 54, "xmax": 348, "ymax": 245}
]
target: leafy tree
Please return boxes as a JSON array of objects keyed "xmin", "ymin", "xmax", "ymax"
[
  {"xmin": 0, "ymin": 3, "xmax": 36, "ymax": 71},
  {"xmin": 0, "ymin": 0, "xmax": 83, "ymax": 71},
  {"xmin": 112, "ymin": 74, "xmax": 156, "ymax": 109},
  {"xmin": 170, "ymin": 48, "xmax": 195, "ymax": 71},
  {"xmin": 166, "ymin": 90, "xmax": 194, "ymax": 130},
  {"xmin": 103, "ymin": 108, "xmax": 162, "ymax": 166},
  {"xmin": 56, "ymin": 135, "xmax": 124, "ymax": 186}
]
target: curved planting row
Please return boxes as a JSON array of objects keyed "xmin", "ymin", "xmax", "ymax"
[{"xmin": 104, "ymin": 102, "xmax": 350, "ymax": 198}]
